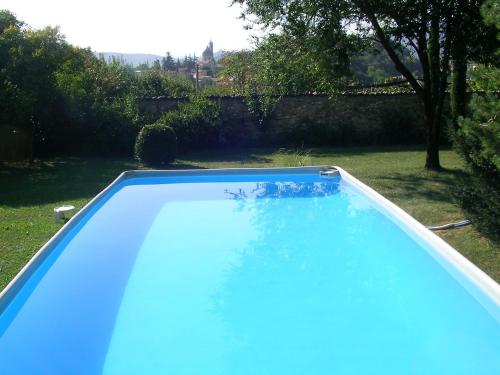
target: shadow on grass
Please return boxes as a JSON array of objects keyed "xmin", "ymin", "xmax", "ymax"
[
  {"xmin": 374, "ymin": 167, "xmax": 467, "ymax": 204},
  {"xmin": 177, "ymin": 145, "xmax": 429, "ymax": 164},
  {"xmin": 178, "ymin": 147, "xmax": 275, "ymax": 164},
  {"xmin": 0, "ymin": 146, "xmax": 459, "ymax": 207},
  {"xmin": 168, "ymin": 163, "xmax": 207, "ymax": 170},
  {"xmin": 0, "ymin": 158, "xmax": 202, "ymax": 207},
  {"xmin": 306, "ymin": 145, "xmax": 428, "ymax": 157}
]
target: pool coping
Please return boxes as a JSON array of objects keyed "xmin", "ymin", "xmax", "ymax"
[
  {"xmin": 337, "ymin": 167, "xmax": 500, "ymax": 320},
  {"xmin": 1, "ymin": 166, "xmax": 499, "ymax": 318}
]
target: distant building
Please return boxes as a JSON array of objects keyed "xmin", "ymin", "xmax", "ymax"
[
  {"xmin": 197, "ymin": 40, "xmax": 222, "ymax": 79},
  {"xmin": 201, "ymin": 41, "xmax": 215, "ymax": 64}
]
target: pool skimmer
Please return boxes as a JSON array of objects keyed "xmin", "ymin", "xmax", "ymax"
[{"xmin": 54, "ymin": 205, "xmax": 75, "ymax": 223}]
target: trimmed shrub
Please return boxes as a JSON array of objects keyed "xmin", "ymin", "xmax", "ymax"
[{"xmin": 134, "ymin": 124, "xmax": 177, "ymax": 165}]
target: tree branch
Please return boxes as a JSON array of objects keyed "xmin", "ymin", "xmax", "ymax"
[
  {"xmin": 363, "ymin": 11, "xmax": 425, "ymax": 98},
  {"xmin": 407, "ymin": 37, "xmax": 420, "ymax": 55}
]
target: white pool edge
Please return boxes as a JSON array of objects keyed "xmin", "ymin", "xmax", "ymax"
[
  {"xmin": 0, "ymin": 166, "xmax": 321, "ymax": 312},
  {"xmin": 0, "ymin": 170, "xmax": 129, "ymax": 313},
  {"xmin": 336, "ymin": 166, "xmax": 500, "ymax": 320},
  {"xmin": 1, "ymin": 166, "xmax": 499, "ymax": 320}
]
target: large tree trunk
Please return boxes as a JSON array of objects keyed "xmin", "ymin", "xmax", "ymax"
[
  {"xmin": 425, "ymin": 120, "xmax": 441, "ymax": 170},
  {"xmin": 424, "ymin": 101, "xmax": 442, "ymax": 170},
  {"xmin": 423, "ymin": 10, "xmax": 443, "ymax": 171}
]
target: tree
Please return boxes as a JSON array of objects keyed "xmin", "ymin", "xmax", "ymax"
[
  {"xmin": 133, "ymin": 69, "xmax": 195, "ymax": 98},
  {"xmin": 0, "ymin": 10, "xmax": 68, "ymax": 156},
  {"xmin": 161, "ymin": 52, "xmax": 176, "ymax": 71},
  {"xmin": 220, "ymin": 33, "xmax": 351, "ymax": 95},
  {"xmin": 152, "ymin": 59, "xmax": 161, "ymax": 71},
  {"xmin": 234, "ymin": 0, "xmax": 492, "ymax": 170},
  {"xmin": 218, "ymin": 33, "xmax": 355, "ymax": 122},
  {"xmin": 350, "ymin": 45, "xmax": 422, "ymax": 84},
  {"xmin": 182, "ymin": 54, "xmax": 197, "ymax": 71},
  {"xmin": 136, "ymin": 62, "xmax": 150, "ymax": 71},
  {"xmin": 219, "ymin": 50, "xmax": 256, "ymax": 94},
  {"xmin": 449, "ymin": 0, "xmax": 497, "ymax": 127},
  {"xmin": 452, "ymin": 0, "xmax": 500, "ymax": 241}
]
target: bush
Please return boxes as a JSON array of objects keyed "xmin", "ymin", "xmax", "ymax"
[
  {"xmin": 134, "ymin": 124, "xmax": 177, "ymax": 165},
  {"xmin": 452, "ymin": 0, "xmax": 499, "ymax": 242},
  {"xmin": 157, "ymin": 95, "xmax": 221, "ymax": 152},
  {"xmin": 453, "ymin": 91, "xmax": 500, "ymax": 242},
  {"xmin": 453, "ymin": 174, "xmax": 499, "ymax": 242}
]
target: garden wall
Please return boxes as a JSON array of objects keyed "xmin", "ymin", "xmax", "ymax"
[{"xmin": 140, "ymin": 94, "xmax": 430, "ymax": 147}]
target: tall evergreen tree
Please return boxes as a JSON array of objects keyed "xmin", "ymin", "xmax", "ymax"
[{"xmin": 161, "ymin": 52, "xmax": 176, "ymax": 71}]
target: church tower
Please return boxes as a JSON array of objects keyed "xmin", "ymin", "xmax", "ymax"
[{"xmin": 202, "ymin": 40, "xmax": 215, "ymax": 63}]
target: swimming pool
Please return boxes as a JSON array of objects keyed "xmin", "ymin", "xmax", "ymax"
[{"xmin": 0, "ymin": 167, "xmax": 499, "ymax": 374}]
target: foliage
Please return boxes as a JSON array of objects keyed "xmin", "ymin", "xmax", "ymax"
[
  {"xmin": 156, "ymin": 95, "xmax": 221, "ymax": 151},
  {"xmin": 350, "ymin": 45, "xmax": 422, "ymax": 85},
  {"xmin": 199, "ymin": 84, "xmax": 236, "ymax": 97},
  {"xmin": 345, "ymin": 82, "xmax": 416, "ymax": 94},
  {"xmin": 134, "ymin": 124, "xmax": 177, "ymax": 165},
  {"xmin": 0, "ymin": 10, "xmax": 140, "ymax": 157},
  {"xmin": 133, "ymin": 69, "xmax": 194, "ymax": 98},
  {"xmin": 218, "ymin": 33, "xmax": 354, "ymax": 125},
  {"xmin": 161, "ymin": 52, "xmax": 176, "ymax": 71},
  {"xmin": 453, "ymin": 171, "xmax": 499, "ymax": 242},
  {"xmin": 54, "ymin": 48, "xmax": 139, "ymax": 156},
  {"xmin": 453, "ymin": 0, "xmax": 500, "ymax": 241},
  {"xmin": 233, "ymin": 0, "xmax": 496, "ymax": 170},
  {"xmin": 182, "ymin": 54, "xmax": 198, "ymax": 71},
  {"xmin": 218, "ymin": 50, "xmax": 255, "ymax": 95},
  {"xmin": 456, "ymin": 92, "xmax": 500, "ymax": 171},
  {"xmin": 232, "ymin": 35, "xmax": 350, "ymax": 96},
  {"xmin": 217, "ymin": 43, "xmax": 422, "ymax": 97},
  {"xmin": 449, "ymin": 0, "xmax": 497, "ymax": 126},
  {"xmin": 0, "ymin": 12, "xmax": 67, "ymax": 156},
  {"xmin": 0, "ymin": 10, "xmax": 197, "ymax": 160},
  {"xmin": 276, "ymin": 147, "xmax": 312, "ymax": 167}
]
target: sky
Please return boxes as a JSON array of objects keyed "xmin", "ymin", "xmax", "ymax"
[{"xmin": 1, "ymin": 0, "xmax": 257, "ymax": 56}]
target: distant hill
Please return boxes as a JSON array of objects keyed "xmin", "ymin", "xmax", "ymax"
[{"xmin": 96, "ymin": 52, "xmax": 163, "ymax": 67}]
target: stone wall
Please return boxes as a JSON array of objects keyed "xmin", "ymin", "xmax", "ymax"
[{"xmin": 140, "ymin": 94, "xmax": 429, "ymax": 147}]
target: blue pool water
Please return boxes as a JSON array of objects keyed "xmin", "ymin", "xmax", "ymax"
[{"xmin": 0, "ymin": 172, "xmax": 499, "ymax": 374}]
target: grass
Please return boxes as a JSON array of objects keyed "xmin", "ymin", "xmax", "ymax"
[{"xmin": 1, "ymin": 146, "xmax": 498, "ymax": 291}]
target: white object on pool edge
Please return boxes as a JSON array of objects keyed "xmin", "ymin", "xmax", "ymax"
[
  {"xmin": 54, "ymin": 205, "xmax": 75, "ymax": 223},
  {"xmin": 319, "ymin": 168, "xmax": 340, "ymax": 178}
]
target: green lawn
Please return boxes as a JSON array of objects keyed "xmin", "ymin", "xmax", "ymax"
[{"xmin": 1, "ymin": 146, "xmax": 498, "ymax": 291}]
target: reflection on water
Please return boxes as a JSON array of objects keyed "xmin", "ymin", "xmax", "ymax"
[{"xmin": 224, "ymin": 180, "xmax": 340, "ymax": 200}]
